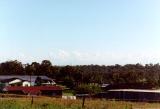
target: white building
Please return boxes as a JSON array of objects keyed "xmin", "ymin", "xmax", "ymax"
[{"xmin": 0, "ymin": 75, "xmax": 56, "ymax": 87}]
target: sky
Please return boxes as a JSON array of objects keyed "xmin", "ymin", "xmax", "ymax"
[{"xmin": 0, "ymin": 0, "xmax": 160, "ymax": 65}]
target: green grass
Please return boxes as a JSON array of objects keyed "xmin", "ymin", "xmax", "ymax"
[
  {"xmin": 63, "ymin": 92, "xmax": 74, "ymax": 96},
  {"xmin": 0, "ymin": 97, "xmax": 160, "ymax": 109},
  {"xmin": 0, "ymin": 97, "xmax": 81, "ymax": 109},
  {"xmin": 63, "ymin": 89, "xmax": 75, "ymax": 96}
]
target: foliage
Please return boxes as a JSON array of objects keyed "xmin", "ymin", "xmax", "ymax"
[
  {"xmin": 35, "ymin": 76, "xmax": 42, "ymax": 86},
  {"xmin": 63, "ymin": 76, "xmax": 75, "ymax": 89},
  {"xmin": 1, "ymin": 60, "xmax": 160, "ymax": 89},
  {"xmin": 76, "ymin": 84, "xmax": 101, "ymax": 94}
]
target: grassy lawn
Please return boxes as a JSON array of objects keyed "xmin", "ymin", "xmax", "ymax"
[{"xmin": 0, "ymin": 97, "xmax": 160, "ymax": 109}]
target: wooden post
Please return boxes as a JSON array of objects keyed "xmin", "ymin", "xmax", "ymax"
[
  {"xmin": 82, "ymin": 96, "xmax": 86, "ymax": 108},
  {"xmin": 130, "ymin": 104, "xmax": 133, "ymax": 109},
  {"xmin": 30, "ymin": 73, "xmax": 32, "ymax": 87},
  {"xmin": 76, "ymin": 94, "xmax": 88, "ymax": 108},
  {"xmin": 31, "ymin": 96, "xmax": 34, "ymax": 106}
]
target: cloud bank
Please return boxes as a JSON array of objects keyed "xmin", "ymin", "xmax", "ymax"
[{"xmin": 0, "ymin": 50, "xmax": 160, "ymax": 65}]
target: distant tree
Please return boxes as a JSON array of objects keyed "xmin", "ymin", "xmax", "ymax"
[
  {"xmin": 40, "ymin": 60, "xmax": 52, "ymax": 76},
  {"xmin": 63, "ymin": 76, "xmax": 74, "ymax": 89},
  {"xmin": 31, "ymin": 62, "xmax": 40, "ymax": 75},
  {"xmin": 35, "ymin": 76, "xmax": 42, "ymax": 86},
  {"xmin": 25, "ymin": 64, "xmax": 35, "ymax": 76},
  {"xmin": 1, "ymin": 60, "xmax": 160, "ymax": 89},
  {"xmin": 0, "ymin": 60, "xmax": 24, "ymax": 75},
  {"xmin": 41, "ymin": 60, "xmax": 52, "ymax": 66},
  {"xmin": 75, "ymin": 84, "xmax": 101, "ymax": 95}
]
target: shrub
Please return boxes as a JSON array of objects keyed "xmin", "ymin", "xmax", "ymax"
[{"xmin": 75, "ymin": 84, "xmax": 101, "ymax": 95}]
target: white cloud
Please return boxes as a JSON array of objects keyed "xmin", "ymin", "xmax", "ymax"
[
  {"xmin": 1, "ymin": 50, "xmax": 160, "ymax": 65},
  {"xmin": 57, "ymin": 50, "xmax": 70, "ymax": 60},
  {"xmin": 53, "ymin": 50, "xmax": 160, "ymax": 65}
]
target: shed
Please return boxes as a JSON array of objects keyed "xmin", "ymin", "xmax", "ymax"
[{"xmin": 106, "ymin": 89, "xmax": 160, "ymax": 101}]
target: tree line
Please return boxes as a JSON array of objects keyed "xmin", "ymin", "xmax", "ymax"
[{"xmin": 0, "ymin": 60, "xmax": 160, "ymax": 89}]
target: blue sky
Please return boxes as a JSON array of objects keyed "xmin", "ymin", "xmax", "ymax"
[{"xmin": 0, "ymin": 0, "xmax": 160, "ymax": 65}]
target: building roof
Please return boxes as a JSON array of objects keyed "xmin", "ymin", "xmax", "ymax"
[
  {"xmin": 4, "ymin": 86, "xmax": 62, "ymax": 95},
  {"xmin": 0, "ymin": 75, "xmax": 52, "ymax": 83},
  {"xmin": 0, "ymin": 78, "xmax": 20, "ymax": 83},
  {"xmin": 9, "ymin": 79, "xmax": 22, "ymax": 85},
  {"xmin": 4, "ymin": 86, "xmax": 40, "ymax": 95},
  {"xmin": 108, "ymin": 89, "xmax": 160, "ymax": 93},
  {"xmin": 4, "ymin": 86, "xmax": 62, "ymax": 91},
  {"xmin": 101, "ymin": 84, "xmax": 110, "ymax": 88}
]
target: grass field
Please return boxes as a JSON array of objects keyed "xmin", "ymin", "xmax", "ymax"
[{"xmin": 0, "ymin": 97, "xmax": 160, "ymax": 109}]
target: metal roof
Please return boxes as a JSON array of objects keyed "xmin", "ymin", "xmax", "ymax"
[
  {"xmin": 0, "ymin": 75, "xmax": 52, "ymax": 82},
  {"xmin": 108, "ymin": 89, "xmax": 160, "ymax": 93},
  {"xmin": 4, "ymin": 86, "xmax": 62, "ymax": 95}
]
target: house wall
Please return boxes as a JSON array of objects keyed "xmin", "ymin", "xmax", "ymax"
[
  {"xmin": 41, "ymin": 90, "xmax": 62, "ymax": 97},
  {"xmin": 22, "ymin": 81, "xmax": 31, "ymax": 87}
]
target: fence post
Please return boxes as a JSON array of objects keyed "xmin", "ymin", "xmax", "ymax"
[
  {"xmin": 31, "ymin": 96, "xmax": 34, "ymax": 106},
  {"xmin": 82, "ymin": 96, "xmax": 86, "ymax": 108}
]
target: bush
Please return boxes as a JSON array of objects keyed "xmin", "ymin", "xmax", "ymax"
[{"xmin": 75, "ymin": 84, "xmax": 101, "ymax": 95}]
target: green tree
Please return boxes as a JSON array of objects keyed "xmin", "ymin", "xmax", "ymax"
[
  {"xmin": 35, "ymin": 76, "xmax": 42, "ymax": 86},
  {"xmin": 76, "ymin": 84, "xmax": 101, "ymax": 95}
]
